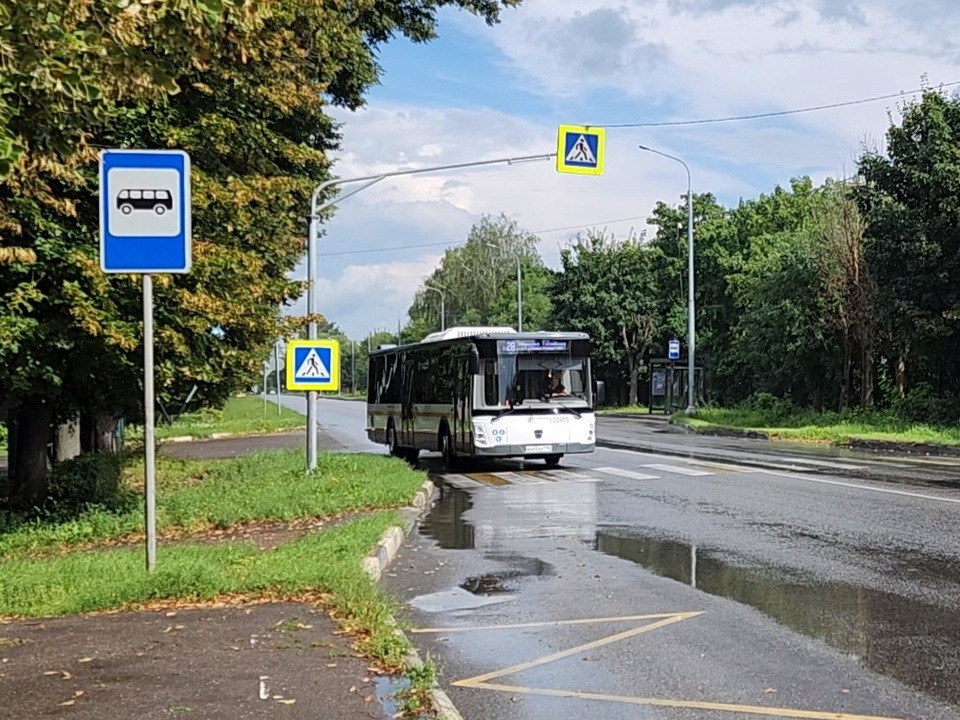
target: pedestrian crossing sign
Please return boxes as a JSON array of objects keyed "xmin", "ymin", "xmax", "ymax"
[
  {"xmin": 286, "ymin": 340, "xmax": 340, "ymax": 392},
  {"xmin": 556, "ymin": 124, "xmax": 605, "ymax": 176}
]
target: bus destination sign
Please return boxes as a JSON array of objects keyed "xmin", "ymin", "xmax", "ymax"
[{"xmin": 501, "ymin": 339, "xmax": 569, "ymax": 354}]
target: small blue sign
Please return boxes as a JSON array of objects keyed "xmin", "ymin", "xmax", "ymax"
[
  {"xmin": 668, "ymin": 339, "xmax": 681, "ymax": 361},
  {"xmin": 563, "ymin": 131, "xmax": 600, "ymax": 168},
  {"xmin": 100, "ymin": 149, "xmax": 191, "ymax": 274}
]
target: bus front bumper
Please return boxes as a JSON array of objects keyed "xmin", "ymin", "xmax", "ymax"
[{"xmin": 473, "ymin": 442, "xmax": 594, "ymax": 457}]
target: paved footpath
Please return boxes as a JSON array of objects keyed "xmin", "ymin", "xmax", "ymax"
[{"xmin": 0, "ymin": 425, "xmax": 402, "ymax": 720}]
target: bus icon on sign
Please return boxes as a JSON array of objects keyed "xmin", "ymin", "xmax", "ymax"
[{"xmin": 117, "ymin": 188, "xmax": 173, "ymax": 215}]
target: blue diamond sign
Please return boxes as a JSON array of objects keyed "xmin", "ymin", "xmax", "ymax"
[{"xmin": 100, "ymin": 149, "xmax": 191, "ymax": 274}]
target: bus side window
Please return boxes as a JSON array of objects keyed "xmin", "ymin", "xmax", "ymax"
[{"xmin": 484, "ymin": 361, "xmax": 498, "ymax": 405}]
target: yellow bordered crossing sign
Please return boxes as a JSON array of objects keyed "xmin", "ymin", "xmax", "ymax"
[
  {"xmin": 286, "ymin": 339, "xmax": 340, "ymax": 392},
  {"xmin": 556, "ymin": 124, "xmax": 605, "ymax": 175}
]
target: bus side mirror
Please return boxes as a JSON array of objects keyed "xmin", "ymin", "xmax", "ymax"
[
  {"xmin": 468, "ymin": 346, "xmax": 480, "ymax": 375},
  {"xmin": 594, "ymin": 380, "xmax": 606, "ymax": 407}
]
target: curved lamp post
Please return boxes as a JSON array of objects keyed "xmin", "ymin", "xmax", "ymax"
[
  {"xmin": 638, "ymin": 144, "xmax": 696, "ymax": 414},
  {"xmin": 424, "ymin": 284, "xmax": 446, "ymax": 331}
]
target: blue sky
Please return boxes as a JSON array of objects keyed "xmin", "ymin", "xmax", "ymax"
[{"xmin": 291, "ymin": 0, "xmax": 960, "ymax": 340}]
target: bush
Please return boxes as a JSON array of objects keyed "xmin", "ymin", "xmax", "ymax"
[
  {"xmin": 744, "ymin": 392, "xmax": 797, "ymax": 422},
  {"xmin": 44, "ymin": 452, "xmax": 135, "ymax": 518},
  {"xmin": 891, "ymin": 383, "xmax": 960, "ymax": 425}
]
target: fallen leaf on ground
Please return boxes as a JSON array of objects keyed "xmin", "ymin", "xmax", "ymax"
[
  {"xmin": 349, "ymin": 685, "xmax": 357, "ymax": 693},
  {"xmin": 764, "ymin": 688, "xmax": 777, "ymax": 694},
  {"xmin": 77, "ymin": 658, "xmax": 93, "ymax": 663},
  {"xmin": 277, "ymin": 699, "xmax": 296, "ymax": 705},
  {"xmin": 59, "ymin": 700, "xmax": 76, "ymax": 707}
]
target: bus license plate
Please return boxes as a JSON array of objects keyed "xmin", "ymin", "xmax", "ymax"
[{"xmin": 525, "ymin": 445, "xmax": 553, "ymax": 453}]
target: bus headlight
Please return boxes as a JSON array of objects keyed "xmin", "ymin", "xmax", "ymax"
[{"xmin": 473, "ymin": 423, "xmax": 488, "ymax": 446}]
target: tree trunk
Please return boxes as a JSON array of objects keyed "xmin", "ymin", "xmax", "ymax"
[
  {"xmin": 840, "ymin": 333, "xmax": 851, "ymax": 413},
  {"xmin": 628, "ymin": 361, "xmax": 639, "ymax": 406},
  {"xmin": 895, "ymin": 352, "xmax": 907, "ymax": 399},
  {"xmin": 860, "ymin": 346, "xmax": 875, "ymax": 410},
  {"xmin": 80, "ymin": 413, "xmax": 119, "ymax": 453},
  {"xmin": 11, "ymin": 397, "xmax": 54, "ymax": 503}
]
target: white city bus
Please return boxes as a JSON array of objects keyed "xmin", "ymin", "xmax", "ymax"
[{"xmin": 366, "ymin": 326, "xmax": 604, "ymax": 467}]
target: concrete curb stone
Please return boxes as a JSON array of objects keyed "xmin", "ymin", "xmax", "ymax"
[{"xmin": 363, "ymin": 479, "xmax": 464, "ymax": 720}]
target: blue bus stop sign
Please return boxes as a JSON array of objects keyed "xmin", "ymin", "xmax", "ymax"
[
  {"xmin": 100, "ymin": 149, "xmax": 191, "ymax": 274},
  {"xmin": 668, "ymin": 338, "xmax": 681, "ymax": 361}
]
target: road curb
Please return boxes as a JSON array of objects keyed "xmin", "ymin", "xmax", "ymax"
[{"xmin": 363, "ymin": 479, "xmax": 464, "ymax": 720}]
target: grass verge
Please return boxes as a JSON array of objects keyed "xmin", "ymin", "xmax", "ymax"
[
  {"xmin": 0, "ymin": 451, "xmax": 423, "ymax": 556},
  {"xmin": 676, "ymin": 407, "xmax": 960, "ymax": 447},
  {"xmin": 134, "ymin": 396, "xmax": 306, "ymax": 441},
  {"xmin": 597, "ymin": 404, "xmax": 650, "ymax": 415},
  {"xmin": 0, "ymin": 513, "xmax": 409, "ymax": 662},
  {"xmin": 0, "ymin": 449, "xmax": 429, "ymax": 670}
]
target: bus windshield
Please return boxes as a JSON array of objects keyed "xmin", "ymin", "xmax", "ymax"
[{"xmin": 482, "ymin": 351, "xmax": 591, "ymax": 407}]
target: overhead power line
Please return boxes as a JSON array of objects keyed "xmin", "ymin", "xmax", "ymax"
[
  {"xmin": 598, "ymin": 80, "xmax": 960, "ymax": 129},
  {"xmin": 317, "ymin": 214, "xmax": 649, "ymax": 257}
]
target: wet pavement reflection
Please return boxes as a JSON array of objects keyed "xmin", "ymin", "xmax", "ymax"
[{"xmin": 596, "ymin": 527, "xmax": 960, "ymax": 705}]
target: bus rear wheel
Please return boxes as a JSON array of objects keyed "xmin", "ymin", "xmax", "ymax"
[{"xmin": 544, "ymin": 454, "xmax": 562, "ymax": 467}]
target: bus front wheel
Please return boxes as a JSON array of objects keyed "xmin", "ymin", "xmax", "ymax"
[
  {"xmin": 544, "ymin": 454, "xmax": 562, "ymax": 467},
  {"xmin": 441, "ymin": 431, "xmax": 457, "ymax": 471}
]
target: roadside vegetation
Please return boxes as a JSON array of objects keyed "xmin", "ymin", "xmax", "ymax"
[
  {"xmin": 674, "ymin": 394, "xmax": 960, "ymax": 448},
  {"xmin": 145, "ymin": 396, "xmax": 305, "ymax": 440},
  {"xmin": 597, "ymin": 405, "xmax": 650, "ymax": 416}
]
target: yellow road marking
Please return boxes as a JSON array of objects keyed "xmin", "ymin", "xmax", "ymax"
[
  {"xmin": 418, "ymin": 612, "xmax": 909, "ymax": 720},
  {"xmin": 468, "ymin": 684, "xmax": 907, "ymax": 720},
  {"xmin": 453, "ymin": 613, "xmax": 700, "ymax": 687},
  {"xmin": 464, "ymin": 472, "xmax": 510, "ymax": 486}
]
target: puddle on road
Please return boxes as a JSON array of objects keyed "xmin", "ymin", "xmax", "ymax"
[
  {"xmin": 419, "ymin": 481, "xmax": 597, "ymax": 549},
  {"xmin": 419, "ymin": 486, "xmax": 475, "ymax": 549},
  {"xmin": 596, "ymin": 528, "xmax": 960, "ymax": 705}
]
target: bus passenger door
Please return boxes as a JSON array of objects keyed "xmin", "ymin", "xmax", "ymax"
[
  {"xmin": 401, "ymin": 359, "xmax": 415, "ymax": 446},
  {"xmin": 454, "ymin": 357, "xmax": 472, "ymax": 452}
]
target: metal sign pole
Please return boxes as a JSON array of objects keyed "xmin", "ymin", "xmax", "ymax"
[
  {"xmin": 143, "ymin": 274, "xmax": 157, "ymax": 573},
  {"xmin": 275, "ymin": 341, "xmax": 282, "ymax": 415},
  {"xmin": 100, "ymin": 148, "xmax": 190, "ymax": 575},
  {"xmin": 306, "ymin": 217, "xmax": 318, "ymax": 473}
]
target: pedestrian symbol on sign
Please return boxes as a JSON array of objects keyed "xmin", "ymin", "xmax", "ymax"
[
  {"xmin": 566, "ymin": 135, "xmax": 597, "ymax": 164},
  {"xmin": 295, "ymin": 348, "xmax": 331, "ymax": 380}
]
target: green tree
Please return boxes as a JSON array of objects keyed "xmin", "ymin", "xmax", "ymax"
[
  {"xmin": 407, "ymin": 214, "xmax": 553, "ymax": 338},
  {"xmin": 0, "ymin": 0, "xmax": 522, "ymax": 501},
  {"xmin": 552, "ymin": 231, "xmax": 661, "ymax": 406},
  {"xmin": 857, "ymin": 90, "xmax": 960, "ymax": 406}
]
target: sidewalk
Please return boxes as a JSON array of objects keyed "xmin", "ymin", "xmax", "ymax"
[
  {"xmin": 596, "ymin": 415, "xmax": 960, "ymax": 488},
  {"xmin": 0, "ymin": 430, "xmax": 410, "ymax": 720}
]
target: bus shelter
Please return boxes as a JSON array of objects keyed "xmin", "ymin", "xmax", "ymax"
[{"xmin": 648, "ymin": 359, "xmax": 703, "ymax": 414}]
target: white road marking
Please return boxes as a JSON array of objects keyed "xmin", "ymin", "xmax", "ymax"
[
  {"xmin": 595, "ymin": 445, "xmax": 960, "ymax": 505},
  {"xmin": 592, "ymin": 466, "xmax": 659, "ymax": 481},
  {"xmin": 642, "ymin": 463, "xmax": 714, "ymax": 477}
]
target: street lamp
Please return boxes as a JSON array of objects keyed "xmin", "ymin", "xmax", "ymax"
[
  {"xmin": 482, "ymin": 242, "xmax": 522, "ymax": 331},
  {"xmin": 638, "ymin": 144, "xmax": 696, "ymax": 414},
  {"xmin": 303, "ymin": 152, "xmax": 555, "ymax": 472},
  {"xmin": 424, "ymin": 285, "xmax": 446, "ymax": 331}
]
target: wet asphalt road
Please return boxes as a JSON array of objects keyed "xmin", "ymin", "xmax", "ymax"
[{"xmin": 312, "ymin": 399, "xmax": 960, "ymax": 719}]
